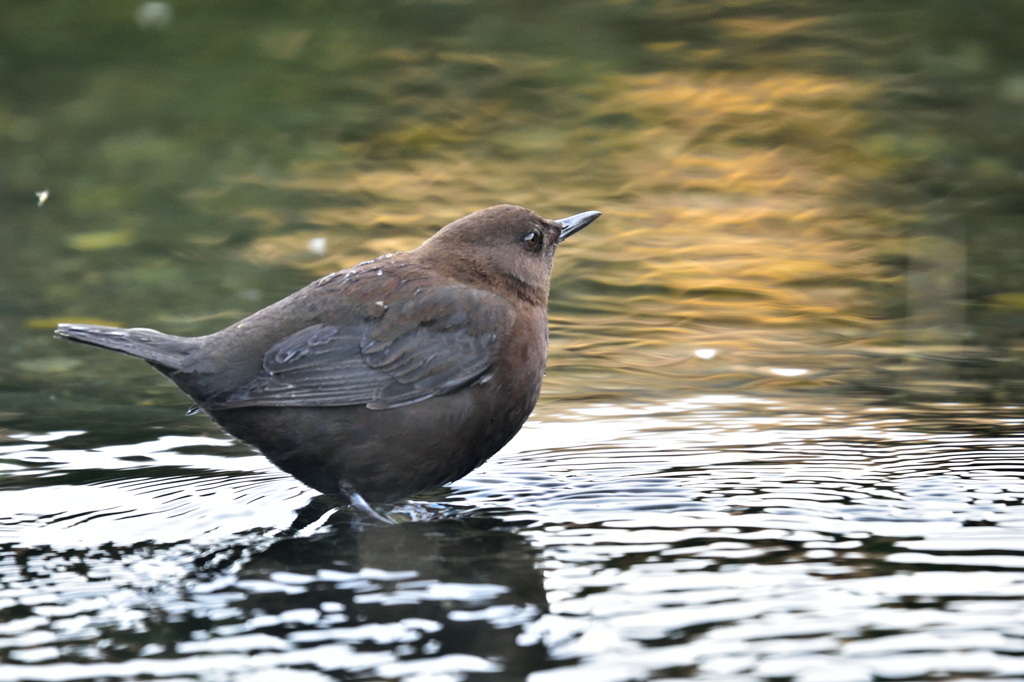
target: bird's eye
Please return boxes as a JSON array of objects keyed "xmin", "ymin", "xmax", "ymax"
[{"xmin": 522, "ymin": 231, "xmax": 543, "ymax": 251}]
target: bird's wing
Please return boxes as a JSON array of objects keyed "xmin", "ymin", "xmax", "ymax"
[{"xmin": 206, "ymin": 286, "xmax": 514, "ymax": 410}]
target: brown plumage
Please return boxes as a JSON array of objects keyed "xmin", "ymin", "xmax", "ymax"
[{"xmin": 56, "ymin": 205, "xmax": 600, "ymax": 518}]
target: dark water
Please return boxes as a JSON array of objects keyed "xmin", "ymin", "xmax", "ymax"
[{"xmin": 4, "ymin": 1, "xmax": 1024, "ymax": 680}]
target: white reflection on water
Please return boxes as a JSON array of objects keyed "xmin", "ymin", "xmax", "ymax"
[
  {"xmin": 0, "ymin": 433, "xmax": 313, "ymax": 547},
  {"xmin": 3, "ymin": 397, "xmax": 1024, "ymax": 681}
]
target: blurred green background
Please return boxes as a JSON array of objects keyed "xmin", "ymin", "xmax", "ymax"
[{"xmin": 3, "ymin": 0, "xmax": 1024, "ymax": 437}]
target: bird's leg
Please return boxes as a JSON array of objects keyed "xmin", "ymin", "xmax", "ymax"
[{"xmin": 339, "ymin": 481, "xmax": 396, "ymax": 524}]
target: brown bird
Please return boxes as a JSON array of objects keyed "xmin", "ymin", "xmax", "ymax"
[{"xmin": 56, "ymin": 205, "xmax": 600, "ymax": 521}]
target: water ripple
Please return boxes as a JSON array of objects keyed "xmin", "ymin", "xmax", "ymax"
[{"xmin": 4, "ymin": 398, "xmax": 1024, "ymax": 680}]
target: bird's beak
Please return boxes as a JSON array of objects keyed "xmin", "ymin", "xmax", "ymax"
[{"xmin": 555, "ymin": 210, "xmax": 602, "ymax": 243}]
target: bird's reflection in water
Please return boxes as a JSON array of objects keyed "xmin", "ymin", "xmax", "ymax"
[{"xmin": 185, "ymin": 509, "xmax": 550, "ymax": 680}]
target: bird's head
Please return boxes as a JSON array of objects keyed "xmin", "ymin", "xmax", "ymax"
[{"xmin": 417, "ymin": 204, "xmax": 601, "ymax": 305}]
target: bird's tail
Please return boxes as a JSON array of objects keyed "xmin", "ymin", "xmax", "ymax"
[{"xmin": 55, "ymin": 324, "xmax": 192, "ymax": 371}]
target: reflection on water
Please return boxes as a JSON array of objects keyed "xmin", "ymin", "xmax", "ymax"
[
  {"xmin": 3, "ymin": 0, "xmax": 1024, "ymax": 411},
  {"xmin": 5, "ymin": 400, "xmax": 1024, "ymax": 680},
  {"xmin": 4, "ymin": 0, "xmax": 1024, "ymax": 680}
]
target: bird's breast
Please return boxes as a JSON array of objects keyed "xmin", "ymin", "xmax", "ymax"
[{"xmin": 492, "ymin": 306, "xmax": 548, "ymax": 403}]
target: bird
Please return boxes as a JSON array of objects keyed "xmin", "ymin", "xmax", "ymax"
[{"xmin": 56, "ymin": 205, "xmax": 601, "ymax": 521}]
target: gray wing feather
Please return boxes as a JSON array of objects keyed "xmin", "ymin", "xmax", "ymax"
[{"xmin": 208, "ymin": 288, "xmax": 511, "ymax": 410}]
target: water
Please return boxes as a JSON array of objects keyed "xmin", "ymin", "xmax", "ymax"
[
  {"xmin": 6, "ymin": 401, "xmax": 1024, "ymax": 680},
  {"xmin": 5, "ymin": 0, "xmax": 1024, "ymax": 680}
]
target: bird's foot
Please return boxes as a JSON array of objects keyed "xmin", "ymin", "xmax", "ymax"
[{"xmin": 339, "ymin": 482, "xmax": 396, "ymax": 524}]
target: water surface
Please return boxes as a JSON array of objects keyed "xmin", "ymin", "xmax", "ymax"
[{"xmin": 4, "ymin": 1, "xmax": 1024, "ymax": 680}]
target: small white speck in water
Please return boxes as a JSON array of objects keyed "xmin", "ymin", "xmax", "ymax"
[
  {"xmin": 770, "ymin": 367, "xmax": 809, "ymax": 377},
  {"xmin": 135, "ymin": 1, "xmax": 173, "ymax": 29},
  {"xmin": 308, "ymin": 237, "xmax": 327, "ymax": 256}
]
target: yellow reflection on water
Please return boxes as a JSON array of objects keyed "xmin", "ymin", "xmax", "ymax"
[{"xmin": 193, "ymin": 60, "xmax": 916, "ymax": 408}]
